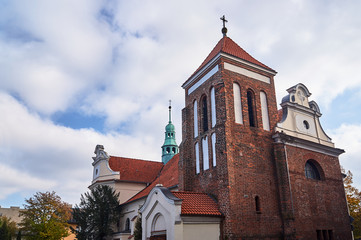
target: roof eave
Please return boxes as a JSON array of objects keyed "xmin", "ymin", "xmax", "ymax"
[{"xmin": 182, "ymin": 52, "xmax": 277, "ymax": 90}]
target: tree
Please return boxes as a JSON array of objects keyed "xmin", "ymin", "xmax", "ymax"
[
  {"xmin": 0, "ymin": 216, "xmax": 18, "ymax": 240},
  {"xmin": 72, "ymin": 185, "xmax": 121, "ymax": 240},
  {"xmin": 342, "ymin": 168, "xmax": 361, "ymax": 238},
  {"xmin": 133, "ymin": 215, "xmax": 142, "ymax": 240},
  {"xmin": 20, "ymin": 191, "xmax": 71, "ymax": 240}
]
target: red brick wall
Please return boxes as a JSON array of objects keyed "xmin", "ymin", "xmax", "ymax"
[{"xmin": 285, "ymin": 145, "xmax": 352, "ymax": 239}]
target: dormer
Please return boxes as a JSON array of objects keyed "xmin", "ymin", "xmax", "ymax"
[{"xmin": 275, "ymin": 83, "xmax": 334, "ymax": 147}]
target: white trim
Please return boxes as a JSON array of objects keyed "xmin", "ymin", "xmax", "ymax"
[
  {"xmin": 195, "ymin": 142, "xmax": 200, "ymax": 174},
  {"xmin": 233, "ymin": 83, "xmax": 243, "ymax": 124},
  {"xmin": 211, "ymin": 133, "xmax": 216, "ymax": 167},
  {"xmin": 211, "ymin": 87, "xmax": 216, "ymax": 128},
  {"xmin": 188, "ymin": 65, "xmax": 219, "ymax": 95},
  {"xmin": 182, "ymin": 52, "xmax": 276, "ymax": 90},
  {"xmin": 194, "ymin": 100, "xmax": 198, "ymax": 138},
  {"xmin": 202, "ymin": 136, "xmax": 209, "ymax": 171},
  {"xmin": 224, "ymin": 62, "xmax": 271, "ymax": 84}
]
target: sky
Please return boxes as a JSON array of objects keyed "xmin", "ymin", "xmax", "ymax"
[{"xmin": 1, "ymin": 0, "xmax": 361, "ymax": 208}]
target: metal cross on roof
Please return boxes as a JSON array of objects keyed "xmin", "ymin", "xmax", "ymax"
[
  {"xmin": 220, "ymin": 15, "xmax": 228, "ymax": 36},
  {"xmin": 220, "ymin": 15, "xmax": 228, "ymax": 28}
]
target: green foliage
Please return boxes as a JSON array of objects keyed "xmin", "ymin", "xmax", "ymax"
[
  {"xmin": 72, "ymin": 185, "xmax": 121, "ymax": 240},
  {"xmin": 342, "ymin": 168, "xmax": 361, "ymax": 238},
  {"xmin": 20, "ymin": 191, "xmax": 71, "ymax": 240},
  {"xmin": 0, "ymin": 216, "xmax": 18, "ymax": 240},
  {"xmin": 133, "ymin": 215, "xmax": 142, "ymax": 240}
]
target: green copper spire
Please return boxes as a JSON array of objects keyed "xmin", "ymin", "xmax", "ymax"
[{"xmin": 161, "ymin": 100, "xmax": 179, "ymax": 164}]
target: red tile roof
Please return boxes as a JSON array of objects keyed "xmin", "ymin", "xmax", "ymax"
[
  {"xmin": 171, "ymin": 191, "xmax": 222, "ymax": 216},
  {"xmin": 124, "ymin": 154, "xmax": 179, "ymax": 203},
  {"xmin": 188, "ymin": 36, "xmax": 275, "ymax": 82},
  {"xmin": 109, "ymin": 156, "xmax": 164, "ymax": 183}
]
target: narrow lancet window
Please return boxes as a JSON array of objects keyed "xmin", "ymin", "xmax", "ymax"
[
  {"xmin": 255, "ymin": 196, "xmax": 261, "ymax": 212},
  {"xmin": 201, "ymin": 96, "xmax": 208, "ymax": 132},
  {"xmin": 195, "ymin": 142, "xmax": 200, "ymax": 174},
  {"xmin": 247, "ymin": 90, "xmax": 256, "ymax": 127},
  {"xmin": 202, "ymin": 136, "xmax": 209, "ymax": 170},
  {"xmin": 260, "ymin": 91, "xmax": 270, "ymax": 131},
  {"xmin": 211, "ymin": 87, "xmax": 216, "ymax": 128},
  {"xmin": 233, "ymin": 83, "xmax": 243, "ymax": 124},
  {"xmin": 194, "ymin": 100, "xmax": 198, "ymax": 137},
  {"xmin": 211, "ymin": 133, "xmax": 216, "ymax": 167}
]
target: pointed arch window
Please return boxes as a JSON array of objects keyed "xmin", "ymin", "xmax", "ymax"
[
  {"xmin": 193, "ymin": 100, "xmax": 198, "ymax": 138},
  {"xmin": 233, "ymin": 83, "xmax": 243, "ymax": 124},
  {"xmin": 211, "ymin": 133, "xmax": 216, "ymax": 167},
  {"xmin": 211, "ymin": 87, "xmax": 216, "ymax": 128},
  {"xmin": 260, "ymin": 91, "xmax": 270, "ymax": 131},
  {"xmin": 201, "ymin": 95, "xmax": 208, "ymax": 132},
  {"xmin": 247, "ymin": 90, "xmax": 256, "ymax": 127},
  {"xmin": 202, "ymin": 136, "xmax": 209, "ymax": 171},
  {"xmin": 195, "ymin": 142, "xmax": 200, "ymax": 174},
  {"xmin": 125, "ymin": 218, "xmax": 130, "ymax": 231},
  {"xmin": 305, "ymin": 160, "xmax": 321, "ymax": 180}
]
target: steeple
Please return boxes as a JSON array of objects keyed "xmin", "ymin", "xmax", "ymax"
[{"xmin": 161, "ymin": 100, "xmax": 179, "ymax": 164}]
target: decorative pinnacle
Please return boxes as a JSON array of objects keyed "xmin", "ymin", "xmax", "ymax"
[
  {"xmin": 220, "ymin": 15, "xmax": 228, "ymax": 37},
  {"xmin": 168, "ymin": 100, "xmax": 172, "ymax": 123}
]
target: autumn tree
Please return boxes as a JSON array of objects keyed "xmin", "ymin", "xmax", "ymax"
[
  {"xmin": 20, "ymin": 191, "xmax": 71, "ymax": 240},
  {"xmin": 72, "ymin": 185, "xmax": 121, "ymax": 240},
  {"xmin": 342, "ymin": 168, "xmax": 361, "ymax": 238}
]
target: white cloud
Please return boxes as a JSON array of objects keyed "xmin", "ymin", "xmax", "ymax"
[
  {"xmin": 328, "ymin": 124, "xmax": 361, "ymax": 190},
  {"xmin": 0, "ymin": 92, "xmax": 164, "ymax": 205}
]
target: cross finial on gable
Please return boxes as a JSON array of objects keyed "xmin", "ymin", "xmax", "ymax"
[{"xmin": 220, "ymin": 15, "xmax": 228, "ymax": 37}]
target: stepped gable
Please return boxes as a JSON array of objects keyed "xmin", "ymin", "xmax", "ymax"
[
  {"xmin": 109, "ymin": 156, "xmax": 164, "ymax": 183},
  {"xmin": 171, "ymin": 191, "xmax": 222, "ymax": 216},
  {"xmin": 124, "ymin": 154, "xmax": 179, "ymax": 203},
  {"xmin": 188, "ymin": 36, "xmax": 275, "ymax": 81}
]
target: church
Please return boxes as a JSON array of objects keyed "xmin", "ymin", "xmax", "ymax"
[{"xmin": 89, "ymin": 19, "xmax": 352, "ymax": 240}]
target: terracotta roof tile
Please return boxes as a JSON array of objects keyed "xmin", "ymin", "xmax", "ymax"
[
  {"xmin": 171, "ymin": 191, "xmax": 222, "ymax": 216},
  {"xmin": 109, "ymin": 156, "xmax": 164, "ymax": 183},
  {"xmin": 188, "ymin": 36, "xmax": 275, "ymax": 82},
  {"xmin": 124, "ymin": 154, "xmax": 179, "ymax": 203}
]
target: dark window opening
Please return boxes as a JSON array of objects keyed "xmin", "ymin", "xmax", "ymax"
[
  {"xmin": 305, "ymin": 160, "xmax": 321, "ymax": 180},
  {"xmin": 125, "ymin": 218, "xmax": 130, "ymax": 231},
  {"xmin": 172, "ymin": 147, "xmax": 175, "ymax": 153},
  {"xmin": 328, "ymin": 230, "xmax": 333, "ymax": 240},
  {"xmin": 201, "ymin": 96, "xmax": 208, "ymax": 132},
  {"xmin": 322, "ymin": 230, "xmax": 328, "ymax": 240},
  {"xmin": 316, "ymin": 230, "xmax": 322, "ymax": 240},
  {"xmin": 255, "ymin": 196, "xmax": 261, "ymax": 213},
  {"xmin": 166, "ymin": 147, "xmax": 170, "ymax": 153},
  {"xmin": 247, "ymin": 90, "xmax": 256, "ymax": 127}
]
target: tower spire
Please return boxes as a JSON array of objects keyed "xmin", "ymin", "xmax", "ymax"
[
  {"xmin": 161, "ymin": 100, "xmax": 179, "ymax": 164},
  {"xmin": 169, "ymin": 100, "xmax": 172, "ymax": 123}
]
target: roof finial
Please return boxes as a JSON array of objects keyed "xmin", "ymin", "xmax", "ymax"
[
  {"xmin": 220, "ymin": 15, "xmax": 228, "ymax": 37},
  {"xmin": 168, "ymin": 100, "xmax": 172, "ymax": 123}
]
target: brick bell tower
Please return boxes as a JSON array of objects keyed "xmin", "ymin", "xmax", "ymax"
[{"xmin": 179, "ymin": 16, "xmax": 283, "ymax": 239}]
